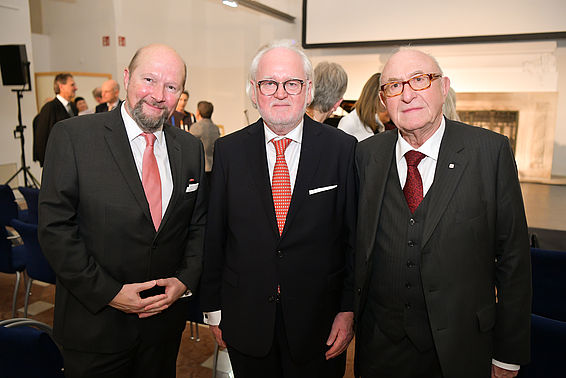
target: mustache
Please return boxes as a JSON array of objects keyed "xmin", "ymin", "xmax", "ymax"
[{"xmin": 141, "ymin": 98, "xmax": 166, "ymax": 109}]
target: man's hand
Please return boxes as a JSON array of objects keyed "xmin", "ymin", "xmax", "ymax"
[
  {"xmin": 109, "ymin": 280, "xmax": 166, "ymax": 317},
  {"xmin": 492, "ymin": 364, "xmax": 519, "ymax": 378},
  {"xmin": 139, "ymin": 277, "xmax": 187, "ymax": 318},
  {"xmin": 325, "ymin": 311, "xmax": 354, "ymax": 360},
  {"xmin": 209, "ymin": 325, "xmax": 226, "ymax": 348}
]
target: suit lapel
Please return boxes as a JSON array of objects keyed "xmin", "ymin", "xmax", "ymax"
[
  {"xmin": 422, "ymin": 120, "xmax": 468, "ymax": 247},
  {"xmin": 281, "ymin": 116, "xmax": 321, "ymax": 237},
  {"xmin": 160, "ymin": 124, "xmax": 182, "ymax": 232},
  {"xmin": 245, "ymin": 120, "xmax": 280, "ymax": 237},
  {"xmin": 360, "ymin": 132, "xmax": 397, "ymax": 260},
  {"xmin": 103, "ymin": 112, "xmax": 153, "ymax": 226}
]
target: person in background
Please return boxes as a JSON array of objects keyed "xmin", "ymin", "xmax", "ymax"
[
  {"xmin": 169, "ymin": 90, "xmax": 196, "ymax": 130},
  {"xmin": 338, "ymin": 73, "xmax": 394, "ymax": 142},
  {"xmin": 306, "ymin": 61, "xmax": 348, "ymax": 124},
  {"xmin": 38, "ymin": 44, "xmax": 207, "ymax": 378},
  {"xmin": 354, "ymin": 48, "xmax": 531, "ymax": 378},
  {"xmin": 443, "ymin": 87, "xmax": 461, "ymax": 121},
  {"xmin": 200, "ymin": 39, "xmax": 356, "ymax": 378},
  {"xmin": 189, "ymin": 100, "xmax": 220, "ymax": 184},
  {"xmin": 92, "ymin": 86, "xmax": 103, "ymax": 104},
  {"xmin": 33, "ymin": 73, "xmax": 77, "ymax": 166},
  {"xmin": 74, "ymin": 96, "xmax": 93, "ymax": 115},
  {"xmin": 95, "ymin": 79, "xmax": 122, "ymax": 112}
]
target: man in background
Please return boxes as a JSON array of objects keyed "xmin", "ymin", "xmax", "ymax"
[
  {"xmin": 306, "ymin": 61, "xmax": 348, "ymax": 124},
  {"xmin": 200, "ymin": 39, "xmax": 356, "ymax": 378},
  {"xmin": 92, "ymin": 86, "xmax": 104, "ymax": 104},
  {"xmin": 39, "ymin": 44, "xmax": 207, "ymax": 377},
  {"xmin": 95, "ymin": 79, "xmax": 121, "ymax": 112},
  {"xmin": 190, "ymin": 100, "xmax": 220, "ymax": 181},
  {"xmin": 354, "ymin": 48, "xmax": 531, "ymax": 378},
  {"xmin": 33, "ymin": 72, "xmax": 77, "ymax": 166}
]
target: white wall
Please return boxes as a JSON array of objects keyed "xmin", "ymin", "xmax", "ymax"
[{"xmin": 0, "ymin": 1, "xmax": 41, "ymax": 184}]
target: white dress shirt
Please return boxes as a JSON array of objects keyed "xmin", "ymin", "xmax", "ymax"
[
  {"xmin": 337, "ymin": 109, "xmax": 384, "ymax": 142},
  {"xmin": 395, "ymin": 116, "xmax": 519, "ymax": 372},
  {"xmin": 56, "ymin": 94, "xmax": 73, "ymax": 115},
  {"xmin": 121, "ymin": 103, "xmax": 173, "ymax": 219},
  {"xmin": 203, "ymin": 120, "xmax": 304, "ymax": 327}
]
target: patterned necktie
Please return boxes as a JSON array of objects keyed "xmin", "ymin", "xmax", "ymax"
[
  {"xmin": 142, "ymin": 133, "xmax": 162, "ymax": 230},
  {"xmin": 271, "ymin": 138, "xmax": 292, "ymax": 235},
  {"xmin": 403, "ymin": 150, "xmax": 427, "ymax": 214}
]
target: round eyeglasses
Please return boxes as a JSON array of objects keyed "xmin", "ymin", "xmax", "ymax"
[
  {"xmin": 256, "ymin": 79, "xmax": 305, "ymax": 96},
  {"xmin": 380, "ymin": 73, "xmax": 442, "ymax": 98}
]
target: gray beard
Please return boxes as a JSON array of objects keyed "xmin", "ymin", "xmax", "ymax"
[{"xmin": 128, "ymin": 99, "xmax": 168, "ymax": 133}]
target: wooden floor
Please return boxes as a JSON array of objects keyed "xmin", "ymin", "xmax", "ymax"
[{"xmin": 1, "ymin": 181, "xmax": 563, "ymax": 377}]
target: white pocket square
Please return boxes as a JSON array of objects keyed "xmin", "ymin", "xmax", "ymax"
[
  {"xmin": 308, "ymin": 185, "xmax": 337, "ymax": 195},
  {"xmin": 186, "ymin": 183, "xmax": 199, "ymax": 192}
]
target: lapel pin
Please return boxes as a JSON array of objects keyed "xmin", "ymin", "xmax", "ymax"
[{"xmin": 448, "ymin": 163, "xmax": 455, "ymax": 169}]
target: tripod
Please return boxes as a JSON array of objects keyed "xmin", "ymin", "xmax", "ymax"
[{"xmin": 5, "ymin": 64, "xmax": 40, "ymax": 188}]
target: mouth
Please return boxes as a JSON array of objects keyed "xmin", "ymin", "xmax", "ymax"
[
  {"xmin": 142, "ymin": 99, "xmax": 166, "ymax": 112},
  {"xmin": 402, "ymin": 107, "xmax": 422, "ymax": 113}
]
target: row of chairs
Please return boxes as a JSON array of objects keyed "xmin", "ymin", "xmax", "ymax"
[{"xmin": 0, "ymin": 184, "xmax": 55, "ymax": 318}]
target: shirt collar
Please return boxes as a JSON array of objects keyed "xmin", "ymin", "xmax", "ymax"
[
  {"xmin": 121, "ymin": 102, "xmax": 164, "ymax": 144},
  {"xmin": 264, "ymin": 119, "xmax": 304, "ymax": 146},
  {"xmin": 56, "ymin": 94, "xmax": 69, "ymax": 107},
  {"xmin": 396, "ymin": 117, "xmax": 446, "ymax": 162}
]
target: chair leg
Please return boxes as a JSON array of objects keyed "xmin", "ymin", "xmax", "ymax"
[
  {"xmin": 24, "ymin": 278, "xmax": 33, "ymax": 318},
  {"xmin": 11, "ymin": 271, "xmax": 21, "ymax": 318},
  {"xmin": 212, "ymin": 342, "xmax": 219, "ymax": 378},
  {"xmin": 189, "ymin": 321, "xmax": 194, "ymax": 340}
]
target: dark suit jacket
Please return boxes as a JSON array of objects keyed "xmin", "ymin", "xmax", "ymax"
[
  {"xmin": 33, "ymin": 98, "xmax": 72, "ymax": 166},
  {"xmin": 38, "ymin": 110, "xmax": 207, "ymax": 353},
  {"xmin": 354, "ymin": 119, "xmax": 531, "ymax": 377},
  {"xmin": 200, "ymin": 115, "xmax": 357, "ymax": 362},
  {"xmin": 95, "ymin": 100, "xmax": 122, "ymax": 113}
]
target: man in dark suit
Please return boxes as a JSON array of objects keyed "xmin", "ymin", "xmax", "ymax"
[
  {"xmin": 354, "ymin": 49, "xmax": 531, "ymax": 378},
  {"xmin": 33, "ymin": 72, "xmax": 77, "ymax": 166},
  {"xmin": 200, "ymin": 40, "xmax": 357, "ymax": 378},
  {"xmin": 95, "ymin": 79, "xmax": 122, "ymax": 113},
  {"xmin": 38, "ymin": 44, "xmax": 207, "ymax": 377}
]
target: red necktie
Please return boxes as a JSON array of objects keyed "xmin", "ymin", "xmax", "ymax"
[
  {"xmin": 271, "ymin": 138, "xmax": 292, "ymax": 235},
  {"xmin": 142, "ymin": 133, "xmax": 162, "ymax": 230},
  {"xmin": 403, "ymin": 150, "xmax": 427, "ymax": 214}
]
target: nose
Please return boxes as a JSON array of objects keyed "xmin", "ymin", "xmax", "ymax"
[
  {"xmin": 273, "ymin": 83, "xmax": 288, "ymax": 100},
  {"xmin": 401, "ymin": 82, "xmax": 416, "ymax": 103},
  {"xmin": 151, "ymin": 84, "xmax": 166, "ymax": 102}
]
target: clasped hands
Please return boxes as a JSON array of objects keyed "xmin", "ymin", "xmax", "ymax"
[{"xmin": 109, "ymin": 277, "xmax": 186, "ymax": 318}]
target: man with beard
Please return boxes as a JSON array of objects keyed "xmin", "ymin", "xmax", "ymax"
[
  {"xmin": 38, "ymin": 44, "xmax": 207, "ymax": 378},
  {"xmin": 200, "ymin": 39, "xmax": 357, "ymax": 378}
]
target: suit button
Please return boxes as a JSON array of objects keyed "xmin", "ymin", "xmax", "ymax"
[
  {"xmin": 268, "ymin": 295, "xmax": 276, "ymax": 303},
  {"xmin": 406, "ymin": 260, "xmax": 415, "ymax": 268},
  {"xmin": 405, "ymin": 282, "xmax": 412, "ymax": 289},
  {"xmin": 408, "ymin": 240, "xmax": 415, "ymax": 247},
  {"xmin": 409, "ymin": 218, "xmax": 415, "ymax": 226},
  {"xmin": 357, "ymin": 288, "xmax": 362, "ymax": 294},
  {"xmin": 276, "ymin": 250, "xmax": 284, "ymax": 258},
  {"xmin": 405, "ymin": 303, "xmax": 411, "ymax": 310}
]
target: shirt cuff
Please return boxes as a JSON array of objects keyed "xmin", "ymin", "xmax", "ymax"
[
  {"xmin": 203, "ymin": 310, "xmax": 221, "ymax": 326},
  {"xmin": 492, "ymin": 359, "xmax": 520, "ymax": 371}
]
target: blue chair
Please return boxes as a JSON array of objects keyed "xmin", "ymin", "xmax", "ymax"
[
  {"xmin": 531, "ymin": 247, "xmax": 566, "ymax": 321},
  {"xmin": 18, "ymin": 186, "xmax": 40, "ymax": 224},
  {"xmin": 0, "ymin": 318, "xmax": 64, "ymax": 378},
  {"xmin": 519, "ymin": 314, "xmax": 566, "ymax": 378},
  {"xmin": 10, "ymin": 219, "xmax": 56, "ymax": 317},
  {"xmin": 0, "ymin": 184, "xmax": 21, "ymax": 226},
  {"xmin": 0, "ymin": 226, "xmax": 26, "ymax": 317}
]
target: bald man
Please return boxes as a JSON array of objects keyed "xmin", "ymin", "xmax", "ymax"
[
  {"xmin": 39, "ymin": 44, "xmax": 207, "ymax": 377},
  {"xmin": 95, "ymin": 79, "xmax": 122, "ymax": 112},
  {"xmin": 354, "ymin": 48, "xmax": 531, "ymax": 378}
]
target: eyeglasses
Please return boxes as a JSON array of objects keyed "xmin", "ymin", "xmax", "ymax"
[
  {"xmin": 380, "ymin": 73, "xmax": 442, "ymax": 98},
  {"xmin": 256, "ymin": 79, "xmax": 305, "ymax": 96}
]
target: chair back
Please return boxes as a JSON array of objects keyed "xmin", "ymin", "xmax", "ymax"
[
  {"xmin": 531, "ymin": 247, "xmax": 566, "ymax": 321},
  {"xmin": 0, "ymin": 184, "xmax": 19, "ymax": 226},
  {"xmin": 10, "ymin": 219, "xmax": 56, "ymax": 284},
  {"xmin": 18, "ymin": 186, "xmax": 40, "ymax": 224},
  {"xmin": 0, "ymin": 319, "xmax": 64, "ymax": 378},
  {"xmin": 0, "ymin": 226, "xmax": 25, "ymax": 273},
  {"xmin": 519, "ymin": 314, "xmax": 566, "ymax": 378}
]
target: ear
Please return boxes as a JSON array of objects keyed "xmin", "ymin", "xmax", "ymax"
[
  {"xmin": 306, "ymin": 80, "xmax": 313, "ymax": 106},
  {"xmin": 379, "ymin": 91, "xmax": 387, "ymax": 109},
  {"xmin": 331, "ymin": 98, "xmax": 343, "ymax": 113},
  {"xmin": 123, "ymin": 68, "xmax": 130, "ymax": 90},
  {"xmin": 441, "ymin": 76, "xmax": 451, "ymax": 100},
  {"xmin": 250, "ymin": 80, "xmax": 258, "ymax": 107}
]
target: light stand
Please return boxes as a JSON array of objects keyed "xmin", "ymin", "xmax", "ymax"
[{"xmin": 5, "ymin": 61, "xmax": 40, "ymax": 188}]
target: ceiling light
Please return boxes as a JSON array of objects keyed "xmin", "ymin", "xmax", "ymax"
[{"xmin": 222, "ymin": 0, "xmax": 238, "ymax": 7}]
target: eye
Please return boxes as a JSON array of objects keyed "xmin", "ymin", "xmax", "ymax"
[
  {"xmin": 414, "ymin": 76, "xmax": 424, "ymax": 82},
  {"xmin": 143, "ymin": 77, "xmax": 153, "ymax": 83},
  {"xmin": 390, "ymin": 82, "xmax": 400, "ymax": 89},
  {"xmin": 167, "ymin": 85, "xmax": 177, "ymax": 91}
]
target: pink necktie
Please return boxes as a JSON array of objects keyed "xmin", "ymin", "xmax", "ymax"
[
  {"xmin": 271, "ymin": 138, "xmax": 292, "ymax": 235},
  {"xmin": 403, "ymin": 150, "xmax": 427, "ymax": 214},
  {"xmin": 142, "ymin": 133, "xmax": 162, "ymax": 230}
]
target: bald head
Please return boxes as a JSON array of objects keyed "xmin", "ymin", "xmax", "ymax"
[
  {"xmin": 101, "ymin": 79, "xmax": 120, "ymax": 104},
  {"xmin": 128, "ymin": 44, "xmax": 187, "ymax": 89}
]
